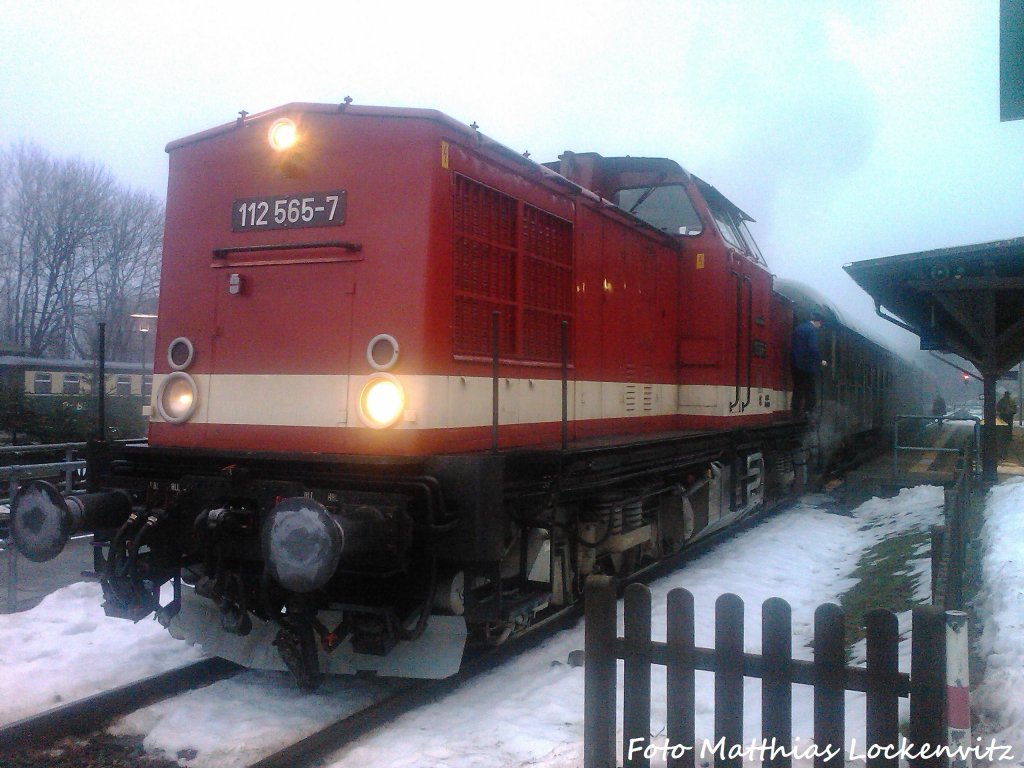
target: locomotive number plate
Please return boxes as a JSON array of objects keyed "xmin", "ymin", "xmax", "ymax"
[{"xmin": 232, "ymin": 190, "xmax": 346, "ymax": 232}]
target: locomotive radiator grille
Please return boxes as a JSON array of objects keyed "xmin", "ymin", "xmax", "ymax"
[{"xmin": 453, "ymin": 174, "xmax": 573, "ymax": 362}]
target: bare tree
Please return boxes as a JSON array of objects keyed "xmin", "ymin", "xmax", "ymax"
[
  {"xmin": 0, "ymin": 143, "xmax": 162, "ymax": 361},
  {"xmin": 74, "ymin": 186, "xmax": 163, "ymax": 360}
]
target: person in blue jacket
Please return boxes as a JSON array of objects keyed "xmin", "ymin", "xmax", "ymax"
[{"xmin": 791, "ymin": 311, "xmax": 826, "ymax": 419}]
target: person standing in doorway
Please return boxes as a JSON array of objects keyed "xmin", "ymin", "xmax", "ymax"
[{"xmin": 791, "ymin": 311, "xmax": 826, "ymax": 420}]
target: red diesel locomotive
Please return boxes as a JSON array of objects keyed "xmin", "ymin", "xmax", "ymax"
[{"xmin": 10, "ymin": 103, "xmax": 915, "ymax": 688}]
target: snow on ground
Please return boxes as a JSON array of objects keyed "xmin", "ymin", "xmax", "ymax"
[
  {"xmin": 973, "ymin": 477, "xmax": 1024, "ymax": 756},
  {"xmin": 0, "ymin": 581, "xmax": 204, "ymax": 726},
  {"xmin": 320, "ymin": 486, "xmax": 944, "ymax": 768},
  {"xmin": 109, "ymin": 671, "xmax": 401, "ymax": 766},
  {"xmin": 0, "ymin": 486, "xmax": 946, "ymax": 767}
]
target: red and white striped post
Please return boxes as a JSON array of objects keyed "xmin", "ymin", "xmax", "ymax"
[{"xmin": 946, "ymin": 610, "xmax": 971, "ymax": 768}]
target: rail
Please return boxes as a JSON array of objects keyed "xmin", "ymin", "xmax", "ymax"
[
  {"xmin": 0, "ymin": 658, "xmax": 241, "ymax": 749},
  {"xmin": 0, "ymin": 441, "xmax": 88, "ymax": 456},
  {"xmin": 892, "ymin": 414, "xmax": 980, "ymax": 479}
]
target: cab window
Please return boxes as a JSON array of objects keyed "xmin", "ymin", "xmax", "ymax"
[
  {"xmin": 737, "ymin": 219, "xmax": 767, "ymax": 266},
  {"xmin": 613, "ymin": 185, "xmax": 703, "ymax": 236},
  {"xmin": 709, "ymin": 205, "xmax": 743, "ymax": 250}
]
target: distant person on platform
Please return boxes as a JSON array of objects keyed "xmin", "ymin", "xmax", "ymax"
[
  {"xmin": 932, "ymin": 393, "xmax": 947, "ymax": 424},
  {"xmin": 998, "ymin": 390, "xmax": 1017, "ymax": 436},
  {"xmin": 791, "ymin": 311, "xmax": 827, "ymax": 419}
]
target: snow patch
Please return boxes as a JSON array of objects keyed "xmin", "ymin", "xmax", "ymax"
[{"xmin": 973, "ymin": 478, "xmax": 1024, "ymax": 756}]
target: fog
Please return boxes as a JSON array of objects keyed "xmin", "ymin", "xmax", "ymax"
[{"xmin": 1, "ymin": 0, "xmax": 1021, "ymax": 377}]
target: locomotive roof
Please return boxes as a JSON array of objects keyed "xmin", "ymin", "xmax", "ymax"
[
  {"xmin": 166, "ymin": 103, "xmax": 755, "ymax": 222},
  {"xmin": 165, "ymin": 102, "xmax": 485, "ymax": 153},
  {"xmin": 167, "ymin": 102, "xmax": 763, "ymax": 259}
]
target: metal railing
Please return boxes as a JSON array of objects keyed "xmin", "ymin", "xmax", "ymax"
[
  {"xmin": 0, "ymin": 443, "xmax": 87, "ymax": 505},
  {"xmin": 892, "ymin": 414, "xmax": 980, "ymax": 479},
  {"xmin": 931, "ymin": 452, "xmax": 980, "ymax": 611}
]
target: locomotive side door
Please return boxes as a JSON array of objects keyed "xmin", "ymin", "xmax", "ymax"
[
  {"xmin": 735, "ymin": 258, "xmax": 773, "ymax": 415},
  {"xmin": 704, "ymin": 197, "xmax": 773, "ymax": 417}
]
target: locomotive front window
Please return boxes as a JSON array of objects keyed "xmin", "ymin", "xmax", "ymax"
[{"xmin": 614, "ymin": 185, "xmax": 702, "ymax": 236}]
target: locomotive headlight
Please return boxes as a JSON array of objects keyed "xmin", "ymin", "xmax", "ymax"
[
  {"xmin": 358, "ymin": 374, "xmax": 405, "ymax": 429},
  {"xmin": 156, "ymin": 371, "xmax": 198, "ymax": 424},
  {"xmin": 268, "ymin": 118, "xmax": 298, "ymax": 151}
]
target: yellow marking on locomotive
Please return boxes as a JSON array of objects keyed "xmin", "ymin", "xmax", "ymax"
[
  {"xmin": 441, "ymin": 141, "xmax": 450, "ymax": 169},
  {"xmin": 696, "ymin": 253, "xmax": 705, "ymax": 269}
]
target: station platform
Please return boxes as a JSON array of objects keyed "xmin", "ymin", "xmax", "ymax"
[{"xmin": 842, "ymin": 419, "xmax": 1024, "ymax": 500}]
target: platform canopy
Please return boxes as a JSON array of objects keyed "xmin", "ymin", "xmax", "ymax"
[{"xmin": 844, "ymin": 237, "xmax": 1024, "ymax": 377}]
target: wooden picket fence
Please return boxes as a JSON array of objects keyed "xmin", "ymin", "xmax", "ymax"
[{"xmin": 584, "ymin": 576, "xmax": 952, "ymax": 768}]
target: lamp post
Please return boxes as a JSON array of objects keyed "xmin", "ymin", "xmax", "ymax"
[{"xmin": 130, "ymin": 313, "xmax": 157, "ymax": 369}]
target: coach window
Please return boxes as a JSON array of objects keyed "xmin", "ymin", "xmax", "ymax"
[
  {"xmin": 63, "ymin": 373, "xmax": 81, "ymax": 395},
  {"xmin": 613, "ymin": 185, "xmax": 703, "ymax": 236},
  {"xmin": 33, "ymin": 372, "xmax": 52, "ymax": 394},
  {"xmin": 116, "ymin": 375, "xmax": 132, "ymax": 395}
]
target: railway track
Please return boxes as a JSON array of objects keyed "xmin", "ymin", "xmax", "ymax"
[
  {"xmin": 0, "ymin": 658, "xmax": 240, "ymax": 765},
  {"xmin": 243, "ymin": 500, "xmax": 787, "ymax": 768},
  {"xmin": 246, "ymin": 606, "xmax": 583, "ymax": 768}
]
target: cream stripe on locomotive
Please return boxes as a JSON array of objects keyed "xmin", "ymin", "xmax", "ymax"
[{"xmin": 149, "ymin": 373, "xmax": 791, "ymax": 428}]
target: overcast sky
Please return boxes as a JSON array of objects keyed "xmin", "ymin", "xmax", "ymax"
[{"xmin": 1, "ymin": 0, "xmax": 1021, "ymax": 356}]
